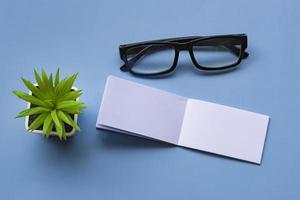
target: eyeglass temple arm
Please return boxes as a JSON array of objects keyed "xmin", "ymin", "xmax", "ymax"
[
  {"xmin": 120, "ymin": 44, "xmax": 248, "ymax": 72},
  {"xmin": 224, "ymin": 44, "xmax": 249, "ymax": 58}
]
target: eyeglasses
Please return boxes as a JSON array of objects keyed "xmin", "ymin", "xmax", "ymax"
[{"xmin": 119, "ymin": 34, "xmax": 249, "ymax": 76}]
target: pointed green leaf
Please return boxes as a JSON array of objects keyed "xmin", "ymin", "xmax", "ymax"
[
  {"xmin": 28, "ymin": 113, "xmax": 48, "ymax": 131},
  {"xmin": 56, "ymin": 73, "xmax": 78, "ymax": 98},
  {"xmin": 56, "ymin": 100, "xmax": 85, "ymax": 110},
  {"xmin": 49, "ymin": 73, "xmax": 53, "ymax": 88},
  {"xmin": 13, "ymin": 91, "xmax": 52, "ymax": 108},
  {"xmin": 54, "ymin": 78, "xmax": 66, "ymax": 95},
  {"xmin": 60, "ymin": 108, "xmax": 81, "ymax": 114},
  {"xmin": 54, "ymin": 118, "xmax": 65, "ymax": 140},
  {"xmin": 46, "ymin": 122, "xmax": 54, "ymax": 137},
  {"xmin": 51, "ymin": 110, "xmax": 61, "ymax": 130},
  {"xmin": 41, "ymin": 68, "xmax": 52, "ymax": 89},
  {"xmin": 16, "ymin": 106, "xmax": 50, "ymax": 118},
  {"xmin": 21, "ymin": 78, "xmax": 45, "ymax": 99},
  {"xmin": 56, "ymin": 110, "xmax": 72, "ymax": 126},
  {"xmin": 57, "ymin": 90, "xmax": 82, "ymax": 101},
  {"xmin": 43, "ymin": 114, "xmax": 53, "ymax": 135},
  {"xmin": 57, "ymin": 110, "xmax": 80, "ymax": 131},
  {"xmin": 54, "ymin": 121, "xmax": 63, "ymax": 140},
  {"xmin": 34, "ymin": 69, "xmax": 45, "ymax": 90},
  {"xmin": 55, "ymin": 68, "xmax": 60, "ymax": 87}
]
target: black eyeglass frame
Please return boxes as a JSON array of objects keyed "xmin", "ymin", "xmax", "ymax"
[{"xmin": 119, "ymin": 34, "xmax": 249, "ymax": 76}]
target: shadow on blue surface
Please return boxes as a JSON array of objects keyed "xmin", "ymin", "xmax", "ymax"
[
  {"xmin": 96, "ymin": 128, "xmax": 174, "ymax": 149},
  {"xmin": 30, "ymin": 134, "xmax": 91, "ymax": 170}
]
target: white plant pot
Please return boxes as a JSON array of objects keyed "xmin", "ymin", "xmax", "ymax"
[{"xmin": 24, "ymin": 85, "xmax": 79, "ymax": 137}]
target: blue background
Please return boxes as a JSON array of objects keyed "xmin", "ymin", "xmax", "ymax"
[{"xmin": 1, "ymin": 0, "xmax": 299, "ymax": 199}]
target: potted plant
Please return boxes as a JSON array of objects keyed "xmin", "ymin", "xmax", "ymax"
[{"xmin": 13, "ymin": 69, "xmax": 86, "ymax": 140}]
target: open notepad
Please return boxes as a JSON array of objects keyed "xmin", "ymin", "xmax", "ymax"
[{"xmin": 96, "ymin": 76, "xmax": 270, "ymax": 164}]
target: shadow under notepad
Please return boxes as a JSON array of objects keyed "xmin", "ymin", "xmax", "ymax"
[{"xmin": 97, "ymin": 128, "xmax": 174, "ymax": 149}]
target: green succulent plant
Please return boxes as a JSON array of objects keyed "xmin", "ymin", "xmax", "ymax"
[{"xmin": 13, "ymin": 69, "xmax": 86, "ymax": 140}]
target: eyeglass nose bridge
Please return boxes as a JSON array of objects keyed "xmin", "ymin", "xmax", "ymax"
[{"xmin": 175, "ymin": 44, "xmax": 191, "ymax": 51}]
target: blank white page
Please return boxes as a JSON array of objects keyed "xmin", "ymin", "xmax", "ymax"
[
  {"xmin": 178, "ymin": 99, "xmax": 270, "ymax": 164},
  {"xmin": 97, "ymin": 76, "xmax": 187, "ymax": 145}
]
